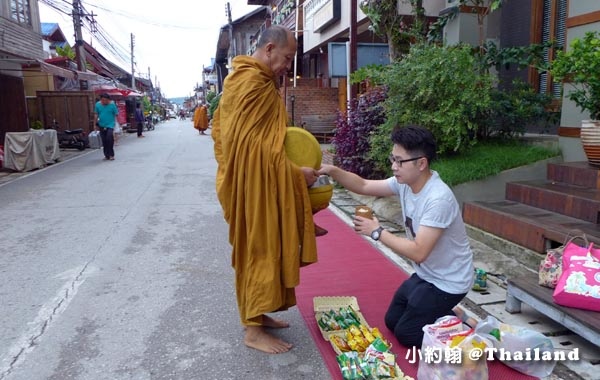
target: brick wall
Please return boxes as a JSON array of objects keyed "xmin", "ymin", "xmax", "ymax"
[{"xmin": 280, "ymin": 78, "xmax": 340, "ymax": 126}]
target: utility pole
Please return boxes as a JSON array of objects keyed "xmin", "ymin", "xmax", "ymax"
[
  {"xmin": 72, "ymin": 0, "xmax": 88, "ymax": 90},
  {"xmin": 349, "ymin": 0, "xmax": 358, "ymax": 101},
  {"xmin": 130, "ymin": 33, "xmax": 136, "ymax": 89}
]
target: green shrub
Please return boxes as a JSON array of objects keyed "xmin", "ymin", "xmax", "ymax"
[
  {"xmin": 208, "ymin": 93, "xmax": 221, "ymax": 119},
  {"xmin": 377, "ymin": 43, "xmax": 493, "ymax": 156},
  {"xmin": 477, "ymin": 79, "xmax": 555, "ymax": 139}
]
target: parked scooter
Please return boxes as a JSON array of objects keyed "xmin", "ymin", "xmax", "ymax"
[
  {"xmin": 49, "ymin": 120, "xmax": 87, "ymax": 151},
  {"xmin": 145, "ymin": 116, "xmax": 155, "ymax": 131}
]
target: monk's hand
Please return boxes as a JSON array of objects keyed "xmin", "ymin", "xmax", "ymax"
[
  {"xmin": 353, "ymin": 216, "xmax": 380, "ymax": 236},
  {"xmin": 301, "ymin": 167, "xmax": 319, "ymax": 187}
]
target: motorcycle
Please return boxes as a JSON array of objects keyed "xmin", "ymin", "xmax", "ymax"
[
  {"xmin": 49, "ymin": 121, "xmax": 87, "ymax": 150},
  {"xmin": 145, "ymin": 116, "xmax": 155, "ymax": 131}
]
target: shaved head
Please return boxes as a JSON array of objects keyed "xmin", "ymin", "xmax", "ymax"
[
  {"xmin": 257, "ymin": 25, "xmax": 293, "ymax": 48},
  {"xmin": 252, "ymin": 25, "xmax": 297, "ymax": 77}
]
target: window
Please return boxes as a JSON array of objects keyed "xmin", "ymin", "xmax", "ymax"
[
  {"xmin": 533, "ymin": 0, "xmax": 567, "ymax": 98},
  {"xmin": 10, "ymin": 0, "xmax": 32, "ymax": 25}
]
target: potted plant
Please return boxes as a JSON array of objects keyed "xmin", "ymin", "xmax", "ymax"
[
  {"xmin": 551, "ymin": 31, "xmax": 600, "ymax": 165},
  {"xmin": 551, "ymin": 31, "xmax": 600, "ymax": 120}
]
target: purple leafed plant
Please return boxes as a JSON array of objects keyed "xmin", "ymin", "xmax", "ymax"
[{"xmin": 333, "ymin": 87, "xmax": 388, "ymax": 179}]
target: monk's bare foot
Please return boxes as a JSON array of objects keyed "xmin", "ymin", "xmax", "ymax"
[
  {"xmin": 262, "ymin": 315, "xmax": 290, "ymax": 329},
  {"xmin": 244, "ymin": 326, "xmax": 293, "ymax": 354}
]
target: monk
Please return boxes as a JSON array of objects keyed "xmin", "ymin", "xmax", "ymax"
[
  {"xmin": 212, "ymin": 25, "xmax": 319, "ymax": 354},
  {"xmin": 193, "ymin": 103, "xmax": 208, "ymax": 135}
]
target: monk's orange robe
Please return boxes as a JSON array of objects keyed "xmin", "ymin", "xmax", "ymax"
[
  {"xmin": 193, "ymin": 105, "xmax": 208, "ymax": 131},
  {"xmin": 212, "ymin": 55, "xmax": 317, "ymax": 326}
]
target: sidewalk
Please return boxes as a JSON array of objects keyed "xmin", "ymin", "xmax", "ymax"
[
  {"xmin": 0, "ymin": 148, "xmax": 93, "ymax": 187},
  {"xmin": 0, "ymin": 132, "xmax": 136, "ymax": 187}
]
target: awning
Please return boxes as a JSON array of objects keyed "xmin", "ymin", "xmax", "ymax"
[
  {"xmin": 31, "ymin": 60, "xmax": 99, "ymax": 81},
  {"xmin": 36, "ymin": 60, "xmax": 75, "ymax": 79},
  {"xmin": 120, "ymin": 89, "xmax": 143, "ymax": 97},
  {"xmin": 74, "ymin": 70, "xmax": 98, "ymax": 81},
  {"xmin": 93, "ymin": 86, "xmax": 143, "ymax": 98},
  {"xmin": 1, "ymin": 57, "xmax": 100, "ymax": 81}
]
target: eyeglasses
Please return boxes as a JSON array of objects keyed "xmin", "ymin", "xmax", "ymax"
[{"xmin": 388, "ymin": 155, "xmax": 424, "ymax": 167}]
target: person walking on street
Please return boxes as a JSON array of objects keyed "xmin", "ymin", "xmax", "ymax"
[
  {"xmin": 134, "ymin": 102, "xmax": 145, "ymax": 138},
  {"xmin": 193, "ymin": 103, "xmax": 209, "ymax": 135},
  {"xmin": 212, "ymin": 25, "xmax": 319, "ymax": 354},
  {"xmin": 318, "ymin": 125, "xmax": 474, "ymax": 347},
  {"xmin": 94, "ymin": 93, "xmax": 118, "ymax": 160}
]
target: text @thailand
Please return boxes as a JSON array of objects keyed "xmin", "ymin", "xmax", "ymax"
[{"xmin": 406, "ymin": 347, "xmax": 580, "ymax": 364}]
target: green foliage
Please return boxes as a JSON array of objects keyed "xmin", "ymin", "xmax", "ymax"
[
  {"xmin": 360, "ymin": 0, "xmax": 429, "ymax": 60},
  {"xmin": 55, "ymin": 45, "xmax": 76, "ymax": 60},
  {"xmin": 476, "ymin": 79, "xmax": 556, "ymax": 139},
  {"xmin": 141, "ymin": 96, "xmax": 151, "ymax": 110},
  {"xmin": 349, "ymin": 64, "xmax": 388, "ymax": 86},
  {"xmin": 478, "ymin": 40, "xmax": 555, "ymax": 73},
  {"xmin": 208, "ymin": 93, "xmax": 221, "ymax": 119},
  {"xmin": 30, "ymin": 120, "xmax": 43, "ymax": 130},
  {"xmin": 550, "ymin": 31, "xmax": 600, "ymax": 120},
  {"xmin": 431, "ymin": 139, "xmax": 560, "ymax": 187},
  {"xmin": 376, "ymin": 43, "xmax": 493, "ymax": 156},
  {"xmin": 427, "ymin": 0, "xmax": 504, "ymax": 47},
  {"xmin": 206, "ymin": 91, "xmax": 217, "ymax": 105}
]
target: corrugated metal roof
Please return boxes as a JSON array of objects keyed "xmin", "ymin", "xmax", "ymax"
[{"xmin": 41, "ymin": 23, "xmax": 59, "ymax": 36}]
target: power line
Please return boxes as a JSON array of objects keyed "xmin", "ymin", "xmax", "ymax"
[{"xmin": 82, "ymin": 1, "xmax": 218, "ymax": 30}]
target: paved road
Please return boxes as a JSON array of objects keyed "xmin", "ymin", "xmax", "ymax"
[{"xmin": 0, "ymin": 120, "xmax": 328, "ymax": 380}]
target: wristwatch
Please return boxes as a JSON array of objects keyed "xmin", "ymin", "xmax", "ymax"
[{"xmin": 370, "ymin": 226, "xmax": 384, "ymax": 241}]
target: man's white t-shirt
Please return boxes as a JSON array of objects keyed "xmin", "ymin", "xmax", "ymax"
[{"xmin": 387, "ymin": 171, "xmax": 474, "ymax": 294}]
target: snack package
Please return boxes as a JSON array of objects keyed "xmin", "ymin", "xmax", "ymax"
[
  {"xmin": 475, "ymin": 316, "xmax": 556, "ymax": 377},
  {"xmin": 418, "ymin": 316, "xmax": 491, "ymax": 380},
  {"xmin": 424, "ymin": 315, "xmax": 463, "ymax": 344}
]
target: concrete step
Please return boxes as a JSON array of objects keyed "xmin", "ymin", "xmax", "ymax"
[
  {"xmin": 463, "ymin": 200, "xmax": 600, "ymax": 254},
  {"xmin": 507, "ymin": 180, "xmax": 600, "ymax": 223},
  {"xmin": 547, "ymin": 161, "xmax": 600, "ymax": 189}
]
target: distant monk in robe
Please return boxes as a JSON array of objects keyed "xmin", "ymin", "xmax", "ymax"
[
  {"xmin": 212, "ymin": 25, "xmax": 319, "ymax": 354},
  {"xmin": 194, "ymin": 103, "xmax": 208, "ymax": 135}
]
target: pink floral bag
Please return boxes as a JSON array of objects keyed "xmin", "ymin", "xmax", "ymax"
[
  {"xmin": 552, "ymin": 242, "xmax": 600, "ymax": 312},
  {"xmin": 539, "ymin": 235, "xmax": 588, "ymax": 289}
]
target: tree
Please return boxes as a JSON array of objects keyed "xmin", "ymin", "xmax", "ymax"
[
  {"xmin": 463, "ymin": 0, "xmax": 503, "ymax": 52},
  {"xmin": 55, "ymin": 45, "xmax": 76, "ymax": 60},
  {"xmin": 360, "ymin": 0, "xmax": 427, "ymax": 61}
]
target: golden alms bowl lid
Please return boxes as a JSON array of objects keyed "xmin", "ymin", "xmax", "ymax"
[{"xmin": 284, "ymin": 126, "xmax": 322, "ymax": 170}]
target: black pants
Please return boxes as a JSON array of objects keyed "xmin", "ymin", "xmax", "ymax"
[
  {"xmin": 99, "ymin": 127, "xmax": 114, "ymax": 158},
  {"xmin": 384, "ymin": 273, "xmax": 466, "ymax": 347},
  {"xmin": 136, "ymin": 122, "xmax": 143, "ymax": 136}
]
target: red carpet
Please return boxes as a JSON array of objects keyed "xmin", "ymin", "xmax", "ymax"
[{"xmin": 296, "ymin": 209, "xmax": 537, "ymax": 380}]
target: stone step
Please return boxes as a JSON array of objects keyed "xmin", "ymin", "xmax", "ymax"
[
  {"xmin": 506, "ymin": 180, "xmax": 600, "ymax": 223},
  {"xmin": 463, "ymin": 200, "xmax": 600, "ymax": 254},
  {"xmin": 547, "ymin": 161, "xmax": 600, "ymax": 189}
]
